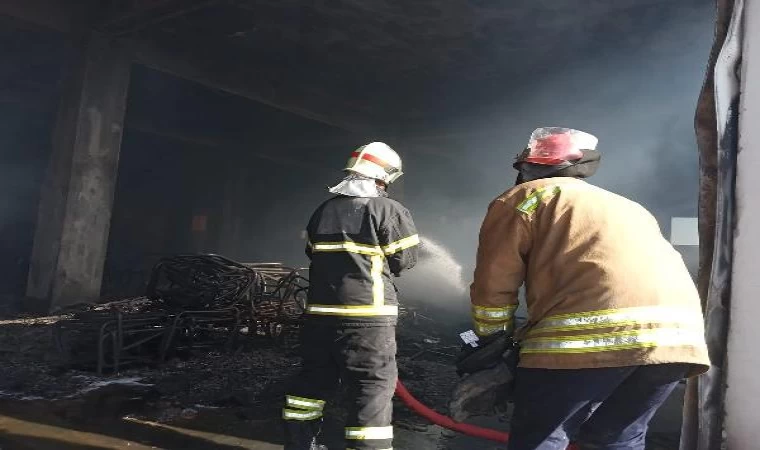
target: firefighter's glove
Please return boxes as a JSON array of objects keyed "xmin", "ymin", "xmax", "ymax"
[{"xmin": 455, "ymin": 331, "xmax": 515, "ymax": 376}]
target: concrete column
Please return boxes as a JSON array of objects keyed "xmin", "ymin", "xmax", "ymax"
[
  {"xmin": 26, "ymin": 33, "xmax": 132, "ymax": 311},
  {"xmin": 726, "ymin": 0, "xmax": 760, "ymax": 446}
]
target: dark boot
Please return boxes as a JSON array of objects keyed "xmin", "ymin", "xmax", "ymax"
[{"xmin": 284, "ymin": 419, "xmax": 325, "ymax": 450}]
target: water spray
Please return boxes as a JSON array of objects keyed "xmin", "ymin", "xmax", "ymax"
[{"xmin": 394, "ymin": 236, "xmax": 468, "ymax": 313}]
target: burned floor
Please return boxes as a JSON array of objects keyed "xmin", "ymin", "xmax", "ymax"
[
  {"xmin": 0, "ymin": 255, "xmax": 683, "ymax": 450},
  {"xmin": 0, "ymin": 305, "xmax": 461, "ymax": 448}
]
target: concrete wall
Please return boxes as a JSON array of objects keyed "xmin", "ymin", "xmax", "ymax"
[{"xmin": 725, "ymin": 0, "xmax": 760, "ymax": 446}]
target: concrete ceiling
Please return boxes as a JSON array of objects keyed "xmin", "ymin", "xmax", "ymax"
[
  {"xmin": 113, "ymin": 0, "xmax": 709, "ymax": 122},
  {"xmin": 1, "ymin": 0, "xmax": 712, "ymax": 132}
]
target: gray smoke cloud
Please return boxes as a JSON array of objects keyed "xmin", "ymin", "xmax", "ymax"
[{"xmin": 391, "ymin": 0, "xmax": 712, "ymax": 313}]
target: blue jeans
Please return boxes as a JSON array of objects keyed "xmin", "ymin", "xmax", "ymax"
[{"xmin": 508, "ymin": 364, "xmax": 689, "ymax": 450}]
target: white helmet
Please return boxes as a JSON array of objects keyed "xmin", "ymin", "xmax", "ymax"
[{"xmin": 344, "ymin": 142, "xmax": 403, "ymax": 184}]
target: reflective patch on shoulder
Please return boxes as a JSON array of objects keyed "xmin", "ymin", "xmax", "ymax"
[
  {"xmin": 516, "ymin": 195, "xmax": 540, "ymax": 213},
  {"xmin": 516, "ymin": 186, "xmax": 561, "ymax": 215}
]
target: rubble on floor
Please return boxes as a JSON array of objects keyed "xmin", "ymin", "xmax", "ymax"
[
  {"xmin": 0, "ymin": 298, "xmax": 463, "ymax": 449},
  {"xmin": 0, "ymin": 255, "xmax": 683, "ymax": 449},
  {"xmin": 0, "ymin": 305, "xmax": 682, "ymax": 450}
]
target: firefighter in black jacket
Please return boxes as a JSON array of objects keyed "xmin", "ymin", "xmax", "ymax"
[{"xmin": 283, "ymin": 142, "xmax": 420, "ymax": 450}]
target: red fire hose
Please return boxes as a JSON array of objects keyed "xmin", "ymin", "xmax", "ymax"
[{"xmin": 395, "ymin": 380, "xmax": 579, "ymax": 450}]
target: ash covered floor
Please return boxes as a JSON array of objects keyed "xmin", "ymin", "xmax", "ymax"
[{"xmin": 0, "ymin": 301, "xmax": 682, "ymax": 450}]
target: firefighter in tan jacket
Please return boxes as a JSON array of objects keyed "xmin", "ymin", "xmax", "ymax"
[{"xmin": 470, "ymin": 127, "xmax": 710, "ymax": 450}]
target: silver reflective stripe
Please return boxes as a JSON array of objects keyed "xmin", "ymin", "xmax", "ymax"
[
  {"xmin": 345, "ymin": 426, "xmax": 394, "ymax": 440},
  {"xmin": 521, "ymin": 328, "xmax": 706, "ymax": 354},
  {"xmin": 473, "ymin": 319, "xmax": 514, "ymax": 336},
  {"xmin": 307, "ymin": 305, "xmax": 399, "ymax": 316},
  {"xmin": 529, "ymin": 306, "xmax": 705, "ymax": 334},
  {"xmin": 283, "ymin": 409, "xmax": 323, "ymax": 421},
  {"xmin": 286, "ymin": 395, "xmax": 325, "ymax": 411},
  {"xmin": 382, "ymin": 234, "xmax": 420, "ymax": 255},
  {"xmin": 472, "ymin": 305, "xmax": 517, "ymax": 320}
]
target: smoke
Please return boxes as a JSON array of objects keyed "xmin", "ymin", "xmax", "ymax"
[
  {"xmin": 400, "ymin": 0, "xmax": 713, "ymax": 281},
  {"xmin": 395, "ymin": 236, "xmax": 470, "ymax": 317}
]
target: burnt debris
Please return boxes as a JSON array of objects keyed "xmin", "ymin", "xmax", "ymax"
[{"xmin": 53, "ymin": 254, "xmax": 309, "ymax": 374}]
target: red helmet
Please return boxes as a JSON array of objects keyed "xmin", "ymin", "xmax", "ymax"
[{"xmin": 515, "ymin": 127, "xmax": 598, "ymax": 166}]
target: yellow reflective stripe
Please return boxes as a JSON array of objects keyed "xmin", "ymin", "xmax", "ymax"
[
  {"xmin": 283, "ymin": 408, "xmax": 323, "ymax": 421},
  {"xmin": 472, "ymin": 304, "xmax": 517, "ymax": 320},
  {"xmin": 311, "ymin": 241, "xmax": 383, "ymax": 256},
  {"xmin": 517, "ymin": 186, "xmax": 561, "ymax": 214},
  {"xmin": 371, "ymin": 255, "xmax": 384, "ymax": 307},
  {"xmin": 286, "ymin": 395, "xmax": 325, "ymax": 411},
  {"xmin": 307, "ymin": 237, "xmax": 409, "ymax": 318},
  {"xmin": 382, "ymin": 234, "xmax": 420, "ymax": 255},
  {"xmin": 521, "ymin": 328, "xmax": 706, "ymax": 354},
  {"xmin": 307, "ymin": 304, "xmax": 399, "ymax": 316},
  {"xmin": 345, "ymin": 426, "xmax": 394, "ymax": 440},
  {"xmin": 309, "ymin": 236, "xmax": 421, "ymax": 257},
  {"xmin": 473, "ymin": 318, "xmax": 514, "ymax": 337},
  {"xmin": 528, "ymin": 306, "xmax": 705, "ymax": 335}
]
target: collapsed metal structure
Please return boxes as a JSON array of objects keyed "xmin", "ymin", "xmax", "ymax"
[{"xmin": 53, "ymin": 254, "xmax": 308, "ymax": 374}]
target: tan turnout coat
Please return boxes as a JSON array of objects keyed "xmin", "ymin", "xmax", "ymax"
[{"xmin": 470, "ymin": 177, "xmax": 710, "ymax": 375}]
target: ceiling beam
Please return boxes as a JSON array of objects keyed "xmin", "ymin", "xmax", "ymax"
[
  {"xmin": 0, "ymin": 0, "xmax": 73, "ymax": 32},
  {"xmin": 0, "ymin": 0, "xmax": 381, "ymax": 133},
  {"xmin": 126, "ymin": 120, "xmax": 333, "ymax": 170},
  {"xmin": 0, "ymin": 84, "xmax": 351, "ymax": 168},
  {"xmin": 130, "ymin": 34, "xmax": 379, "ymax": 134},
  {"xmin": 97, "ymin": 0, "xmax": 223, "ymax": 36}
]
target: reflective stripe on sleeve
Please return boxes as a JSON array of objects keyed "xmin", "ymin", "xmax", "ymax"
[
  {"xmin": 521, "ymin": 328, "xmax": 706, "ymax": 354},
  {"xmin": 528, "ymin": 306, "xmax": 705, "ymax": 335},
  {"xmin": 472, "ymin": 304, "xmax": 517, "ymax": 320},
  {"xmin": 286, "ymin": 395, "xmax": 325, "ymax": 411},
  {"xmin": 382, "ymin": 234, "xmax": 420, "ymax": 255},
  {"xmin": 307, "ymin": 304, "xmax": 399, "ymax": 316},
  {"xmin": 473, "ymin": 318, "xmax": 514, "ymax": 337},
  {"xmin": 345, "ymin": 426, "xmax": 394, "ymax": 440},
  {"xmin": 283, "ymin": 408, "xmax": 323, "ymax": 421}
]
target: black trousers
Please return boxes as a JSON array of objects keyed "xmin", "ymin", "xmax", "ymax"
[
  {"xmin": 508, "ymin": 364, "xmax": 690, "ymax": 450},
  {"xmin": 283, "ymin": 323, "xmax": 397, "ymax": 450}
]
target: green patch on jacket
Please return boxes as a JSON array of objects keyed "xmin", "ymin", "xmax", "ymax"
[{"xmin": 517, "ymin": 186, "xmax": 562, "ymax": 215}]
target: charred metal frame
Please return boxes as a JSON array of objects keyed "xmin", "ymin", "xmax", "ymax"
[{"xmin": 54, "ymin": 255, "xmax": 308, "ymax": 374}]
